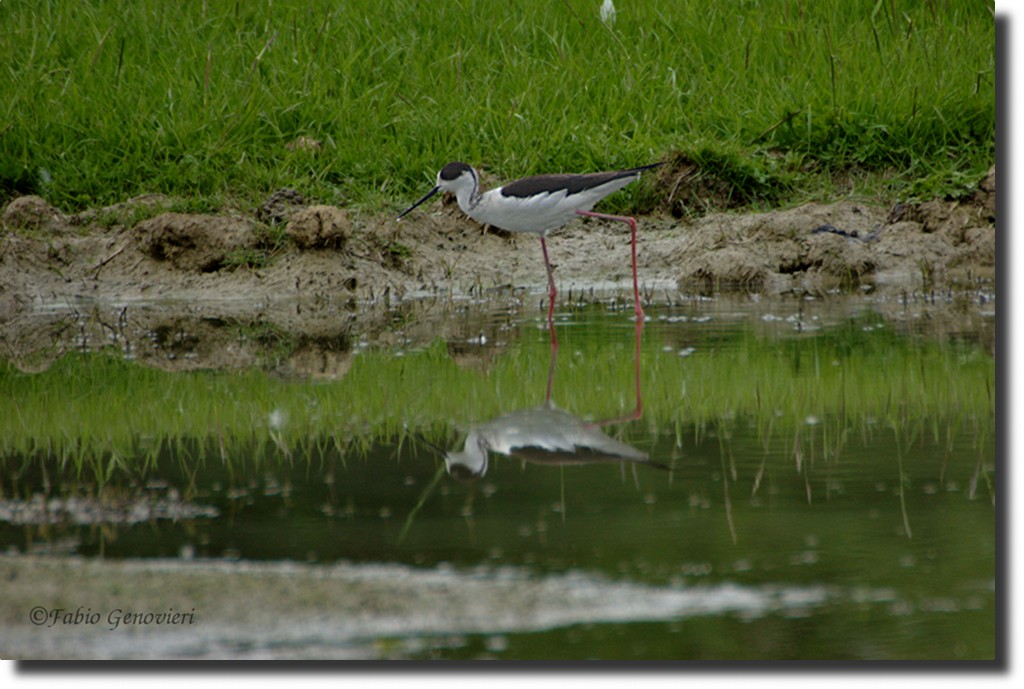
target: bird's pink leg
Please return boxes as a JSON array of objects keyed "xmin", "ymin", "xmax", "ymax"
[
  {"xmin": 539, "ymin": 236, "xmax": 559, "ymax": 352},
  {"xmin": 574, "ymin": 210, "xmax": 645, "ymax": 321}
]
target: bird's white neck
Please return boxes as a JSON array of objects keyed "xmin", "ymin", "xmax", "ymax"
[{"xmin": 453, "ymin": 180, "xmax": 482, "ymax": 215}]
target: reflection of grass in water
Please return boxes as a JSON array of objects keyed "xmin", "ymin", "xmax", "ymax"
[{"xmin": 0, "ymin": 318, "xmax": 994, "ymax": 478}]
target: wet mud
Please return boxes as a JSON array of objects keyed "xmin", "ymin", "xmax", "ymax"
[{"xmin": 0, "ymin": 166, "xmax": 996, "ymax": 370}]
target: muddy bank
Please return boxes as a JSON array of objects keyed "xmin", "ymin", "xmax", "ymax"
[{"xmin": 0, "ymin": 167, "xmax": 996, "ymax": 368}]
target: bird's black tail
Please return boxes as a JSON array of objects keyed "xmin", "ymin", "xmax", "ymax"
[{"xmin": 622, "ymin": 162, "xmax": 665, "ymax": 175}]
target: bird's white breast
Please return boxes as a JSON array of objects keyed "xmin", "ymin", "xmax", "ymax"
[{"xmin": 466, "ymin": 189, "xmax": 594, "ymax": 235}]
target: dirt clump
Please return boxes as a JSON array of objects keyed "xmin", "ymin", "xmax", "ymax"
[
  {"xmin": 1, "ymin": 195, "xmax": 66, "ymax": 236},
  {"xmin": 670, "ymin": 165, "xmax": 995, "ymax": 293},
  {"xmin": 657, "ymin": 153, "xmax": 789, "ymax": 217},
  {"xmin": 285, "ymin": 205, "xmax": 351, "ymax": 250},
  {"xmin": 135, "ymin": 212, "xmax": 258, "ymax": 272},
  {"xmin": 672, "ymin": 201, "xmax": 883, "ymax": 292},
  {"xmin": 258, "ymin": 188, "xmax": 307, "ymax": 225}
]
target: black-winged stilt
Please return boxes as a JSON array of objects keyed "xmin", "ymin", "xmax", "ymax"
[
  {"xmin": 444, "ymin": 402, "xmax": 661, "ymax": 480},
  {"xmin": 445, "ymin": 308, "xmax": 655, "ymax": 481},
  {"xmin": 397, "ymin": 162, "xmax": 660, "ymax": 329}
]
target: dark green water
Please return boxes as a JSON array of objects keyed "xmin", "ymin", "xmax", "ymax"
[{"xmin": 0, "ymin": 295, "xmax": 997, "ymax": 660}]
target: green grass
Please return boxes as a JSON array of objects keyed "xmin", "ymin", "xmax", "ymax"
[
  {"xmin": 0, "ymin": 0, "xmax": 995, "ymax": 214},
  {"xmin": 0, "ymin": 312, "xmax": 995, "ymax": 473}
]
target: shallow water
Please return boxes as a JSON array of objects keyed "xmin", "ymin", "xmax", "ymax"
[{"xmin": 0, "ymin": 292, "xmax": 997, "ymax": 660}]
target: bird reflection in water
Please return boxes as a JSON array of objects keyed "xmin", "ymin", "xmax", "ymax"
[
  {"xmin": 445, "ymin": 317, "xmax": 666, "ymax": 480},
  {"xmin": 397, "ymin": 318, "xmax": 660, "ymax": 544}
]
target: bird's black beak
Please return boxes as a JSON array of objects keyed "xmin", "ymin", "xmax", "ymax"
[{"xmin": 397, "ymin": 185, "xmax": 440, "ymax": 220}]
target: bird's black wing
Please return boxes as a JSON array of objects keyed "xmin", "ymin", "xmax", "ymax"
[{"xmin": 499, "ymin": 163, "xmax": 662, "ymax": 199}]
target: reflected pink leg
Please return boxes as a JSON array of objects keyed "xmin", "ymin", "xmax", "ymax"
[
  {"xmin": 539, "ymin": 236, "xmax": 559, "ymax": 352},
  {"xmin": 544, "ymin": 324, "xmax": 558, "ymax": 404},
  {"xmin": 632, "ymin": 315, "xmax": 643, "ymax": 418}
]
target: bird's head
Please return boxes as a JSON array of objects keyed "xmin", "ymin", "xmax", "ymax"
[
  {"xmin": 435, "ymin": 161, "xmax": 477, "ymax": 194},
  {"xmin": 444, "ymin": 430, "xmax": 489, "ymax": 481},
  {"xmin": 397, "ymin": 162, "xmax": 478, "ymax": 220}
]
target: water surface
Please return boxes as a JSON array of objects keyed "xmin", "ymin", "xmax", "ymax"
[{"xmin": 0, "ymin": 292, "xmax": 996, "ymax": 660}]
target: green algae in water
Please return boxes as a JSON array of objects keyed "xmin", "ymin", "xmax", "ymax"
[{"xmin": 0, "ymin": 310, "xmax": 994, "ymax": 467}]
